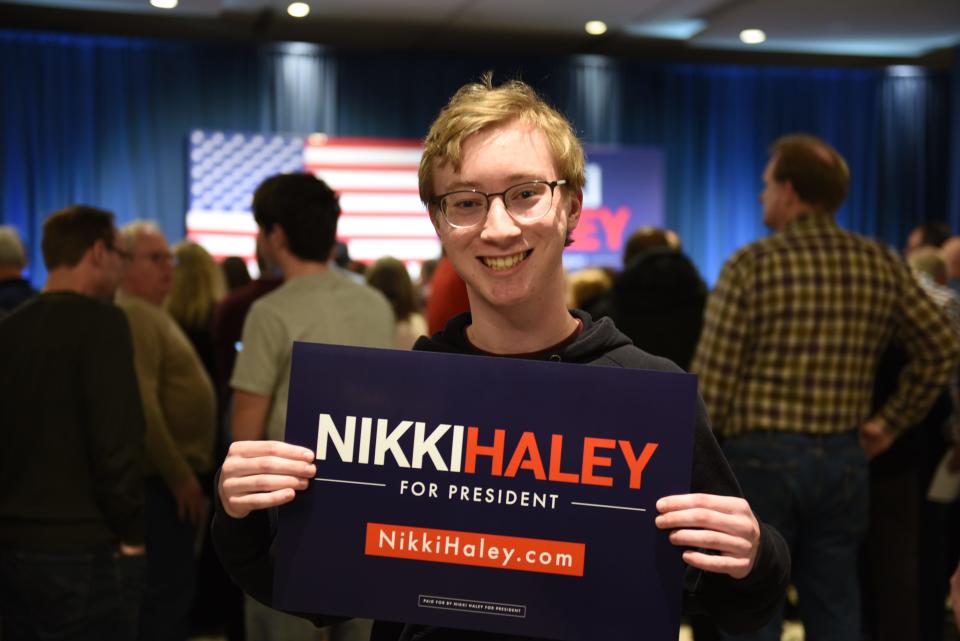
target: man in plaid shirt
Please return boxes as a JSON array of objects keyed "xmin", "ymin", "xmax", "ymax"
[{"xmin": 691, "ymin": 134, "xmax": 960, "ymax": 641}]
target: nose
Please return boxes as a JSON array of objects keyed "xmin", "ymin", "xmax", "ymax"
[{"xmin": 479, "ymin": 196, "xmax": 522, "ymax": 243}]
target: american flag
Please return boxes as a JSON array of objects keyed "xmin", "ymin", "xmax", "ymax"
[{"xmin": 185, "ymin": 130, "xmax": 440, "ymax": 276}]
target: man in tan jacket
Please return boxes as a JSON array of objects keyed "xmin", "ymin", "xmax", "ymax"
[{"xmin": 117, "ymin": 220, "xmax": 215, "ymax": 641}]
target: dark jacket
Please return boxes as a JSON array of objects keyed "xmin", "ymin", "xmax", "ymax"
[
  {"xmin": 592, "ymin": 248, "xmax": 707, "ymax": 371},
  {"xmin": 0, "ymin": 277, "xmax": 36, "ymax": 312},
  {"xmin": 212, "ymin": 310, "xmax": 790, "ymax": 640},
  {"xmin": 0, "ymin": 293, "xmax": 146, "ymax": 549}
]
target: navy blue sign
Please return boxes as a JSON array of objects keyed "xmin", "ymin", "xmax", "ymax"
[
  {"xmin": 564, "ymin": 146, "xmax": 665, "ymax": 272},
  {"xmin": 274, "ymin": 343, "xmax": 696, "ymax": 641}
]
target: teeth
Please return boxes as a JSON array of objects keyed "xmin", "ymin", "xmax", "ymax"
[{"xmin": 482, "ymin": 252, "xmax": 527, "ymax": 270}]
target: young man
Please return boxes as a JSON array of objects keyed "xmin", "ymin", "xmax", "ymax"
[{"xmin": 212, "ymin": 77, "xmax": 790, "ymax": 640}]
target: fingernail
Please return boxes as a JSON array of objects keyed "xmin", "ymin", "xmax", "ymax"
[
  {"xmin": 303, "ymin": 450, "xmax": 315, "ymax": 461},
  {"xmin": 305, "ymin": 464, "xmax": 316, "ymax": 475},
  {"xmin": 656, "ymin": 499, "xmax": 665, "ymax": 511}
]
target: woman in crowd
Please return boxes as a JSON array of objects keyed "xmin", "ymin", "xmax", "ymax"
[
  {"xmin": 365, "ymin": 256, "xmax": 427, "ymax": 350},
  {"xmin": 166, "ymin": 241, "xmax": 226, "ymax": 385}
]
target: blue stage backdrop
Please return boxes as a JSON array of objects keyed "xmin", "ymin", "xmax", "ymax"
[{"xmin": 1, "ymin": 30, "xmax": 957, "ymax": 288}]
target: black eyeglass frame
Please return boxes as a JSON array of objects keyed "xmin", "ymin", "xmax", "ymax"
[{"xmin": 431, "ymin": 179, "xmax": 568, "ymax": 229}]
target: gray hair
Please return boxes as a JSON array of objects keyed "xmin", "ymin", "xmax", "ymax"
[
  {"xmin": 118, "ymin": 220, "xmax": 164, "ymax": 252},
  {"xmin": 0, "ymin": 226, "xmax": 27, "ymax": 268}
]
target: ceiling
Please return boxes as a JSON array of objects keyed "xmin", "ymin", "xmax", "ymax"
[{"xmin": 3, "ymin": 0, "xmax": 960, "ymax": 64}]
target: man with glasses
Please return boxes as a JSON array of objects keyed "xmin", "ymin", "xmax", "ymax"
[
  {"xmin": 212, "ymin": 77, "xmax": 790, "ymax": 639},
  {"xmin": 116, "ymin": 221, "xmax": 216, "ymax": 641},
  {"xmin": 0, "ymin": 206, "xmax": 146, "ymax": 640}
]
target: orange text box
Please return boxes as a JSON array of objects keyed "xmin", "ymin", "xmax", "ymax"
[{"xmin": 365, "ymin": 522, "xmax": 585, "ymax": 577}]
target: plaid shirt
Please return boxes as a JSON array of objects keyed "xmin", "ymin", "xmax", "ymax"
[{"xmin": 691, "ymin": 213, "xmax": 960, "ymax": 438}]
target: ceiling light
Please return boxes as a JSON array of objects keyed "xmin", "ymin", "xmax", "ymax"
[
  {"xmin": 739, "ymin": 29, "xmax": 766, "ymax": 45},
  {"xmin": 585, "ymin": 21, "xmax": 608, "ymax": 36},
  {"xmin": 287, "ymin": 2, "xmax": 310, "ymax": 18},
  {"xmin": 150, "ymin": 0, "xmax": 177, "ymax": 8},
  {"xmin": 624, "ymin": 19, "xmax": 707, "ymax": 40}
]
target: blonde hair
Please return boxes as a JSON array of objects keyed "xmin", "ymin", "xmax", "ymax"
[
  {"xmin": 566, "ymin": 268, "xmax": 613, "ymax": 309},
  {"xmin": 165, "ymin": 241, "xmax": 226, "ymax": 329},
  {"xmin": 418, "ymin": 74, "xmax": 585, "ymax": 208}
]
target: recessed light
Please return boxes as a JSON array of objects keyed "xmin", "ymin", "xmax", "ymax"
[
  {"xmin": 585, "ymin": 21, "xmax": 608, "ymax": 36},
  {"xmin": 150, "ymin": 0, "xmax": 177, "ymax": 8},
  {"xmin": 287, "ymin": 2, "xmax": 310, "ymax": 18},
  {"xmin": 739, "ymin": 29, "xmax": 766, "ymax": 45}
]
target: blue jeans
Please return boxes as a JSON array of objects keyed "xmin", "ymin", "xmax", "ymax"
[
  {"xmin": 0, "ymin": 545, "xmax": 146, "ymax": 641},
  {"xmin": 720, "ymin": 431, "xmax": 869, "ymax": 641}
]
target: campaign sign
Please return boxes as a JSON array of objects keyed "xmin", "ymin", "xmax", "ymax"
[
  {"xmin": 274, "ymin": 342, "xmax": 697, "ymax": 640},
  {"xmin": 565, "ymin": 146, "xmax": 665, "ymax": 272}
]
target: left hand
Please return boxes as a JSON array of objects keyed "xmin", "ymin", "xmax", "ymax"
[
  {"xmin": 860, "ymin": 417, "xmax": 894, "ymax": 460},
  {"xmin": 655, "ymin": 493, "xmax": 760, "ymax": 579}
]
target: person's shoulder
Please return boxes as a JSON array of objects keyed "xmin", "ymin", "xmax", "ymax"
[
  {"xmin": 332, "ymin": 273, "xmax": 395, "ymax": 317},
  {"xmin": 719, "ymin": 236, "xmax": 773, "ymax": 273},
  {"xmin": 596, "ymin": 342, "xmax": 685, "ymax": 373},
  {"xmin": 117, "ymin": 293, "xmax": 172, "ymax": 337},
  {"xmin": 219, "ymin": 278, "xmax": 282, "ymax": 312}
]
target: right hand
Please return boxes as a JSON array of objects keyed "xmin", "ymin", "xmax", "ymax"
[
  {"xmin": 219, "ymin": 441, "xmax": 316, "ymax": 519},
  {"xmin": 172, "ymin": 473, "xmax": 210, "ymax": 526}
]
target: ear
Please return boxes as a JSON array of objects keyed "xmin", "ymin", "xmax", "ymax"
[
  {"xmin": 566, "ymin": 190, "xmax": 583, "ymax": 233},
  {"xmin": 89, "ymin": 238, "xmax": 109, "ymax": 267},
  {"xmin": 268, "ymin": 224, "xmax": 288, "ymax": 253},
  {"xmin": 783, "ymin": 180, "xmax": 800, "ymax": 204}
]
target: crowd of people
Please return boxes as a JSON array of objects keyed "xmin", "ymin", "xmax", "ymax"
[{"xmin": 0, "ymin": 75, "xmax": 959, "ymax": 641}]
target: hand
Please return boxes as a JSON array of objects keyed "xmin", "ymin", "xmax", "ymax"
[
  {"xmin": 219, "ymin": 441, "xmax": 316, "ymax": 519},
  {"xmin": 655, "ymin": 493, "xmax": 760, "ymax": 580},
  {"xmin": 172, "ymin": 474, "xmax": 210, "ymax": 526},
  {"xmin": 859, "ymin": 418, "xmax": 894, "ymax": 460},
  {"xmin": 118, "ymin": 542, "xmax": 146, "ymax": 556}
]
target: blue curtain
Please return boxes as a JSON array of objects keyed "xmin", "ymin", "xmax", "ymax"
[
  {"xmin": 658, "ymin": 65, "xmax": 884, "ymax": 282},
  {"xmin": 949, "ymin": 47, "xmax": 960, "ymax": 230},
  {"xmin": 1, "ymin": 29, "xmax": 955, "ymax": 286},
  {"xmin": 0, "ymin": 31, "xmax": 262, "ymax": 283}
]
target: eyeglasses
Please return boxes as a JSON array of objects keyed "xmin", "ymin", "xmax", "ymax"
[
  {"xmin": 433, "ymin": 179, "xmax": 567, "ymax": 229},
  {"xmin": 135, "ymin": 251, "xmax": 175, "ymax": 266}
]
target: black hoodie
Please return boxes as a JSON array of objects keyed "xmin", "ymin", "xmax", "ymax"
[{"xmin": 212, "ymin": 310, "xmax": 790, "ymax": 641}]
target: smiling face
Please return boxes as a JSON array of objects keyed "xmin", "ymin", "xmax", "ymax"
[{"xmin": 430, "ymin": 119, "xmax": 580, "ymax": 318}]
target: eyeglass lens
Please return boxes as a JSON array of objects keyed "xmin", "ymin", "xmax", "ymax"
[{"xmin": 442, "ymin": 182, "xmax": 554, "ymax": 227}]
